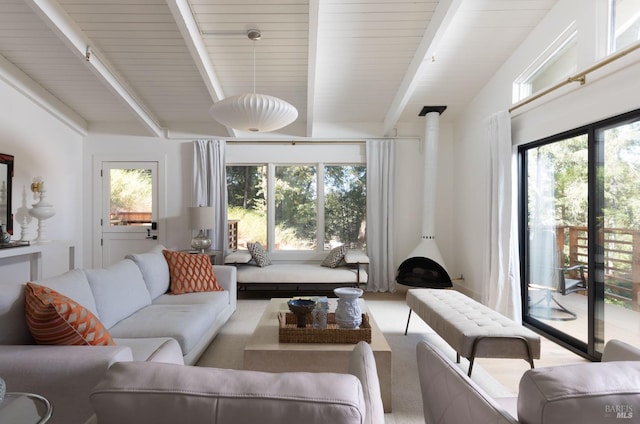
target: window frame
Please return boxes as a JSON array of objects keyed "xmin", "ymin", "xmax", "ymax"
[{"xmin": 226, "ymin": 160, "xmax": 366, "ymax": 261}]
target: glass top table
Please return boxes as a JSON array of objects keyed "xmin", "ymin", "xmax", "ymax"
[{"xmin": 0, "ymin": 392, "xmax": 53, "ymax": 424}]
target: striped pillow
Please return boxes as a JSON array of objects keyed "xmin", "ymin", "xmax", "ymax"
[
  {"xmin": 24, "ymin": 282, "xmax": 115, "ymax": 346},
  {"xmin": 162, "ymin": 250, "xmax": 223, "ymax": 294}
]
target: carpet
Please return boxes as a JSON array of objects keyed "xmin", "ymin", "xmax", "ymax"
[{"xmin": 196, "ymin": 297, "xmax": 514, "ymax": 424}]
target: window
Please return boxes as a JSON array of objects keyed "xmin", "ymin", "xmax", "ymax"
[
  {"xmin": 513, "ymin": 25, "xmax": 577, "ymax": 103},
  {"xmin": 609, "ymin": 0, "xmax": 640, "ymax": 53},
  {"xmin": 519, "ymin": 108, "xmax": 640, "ymax": 359},
  {"xmin": 227, "ymin": 163, "xmax": 366, "ymax": 253}
]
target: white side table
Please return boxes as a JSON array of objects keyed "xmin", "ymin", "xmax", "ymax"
[{"xmin": 0, "ymin": 392, "xmax": 52, "ymax": 423}]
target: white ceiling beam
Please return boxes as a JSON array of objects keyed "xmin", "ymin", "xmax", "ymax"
[
  {"xmin": 0, "ymin": 53, "xmax": 87, "ymax": 136},
  {"xmin": 306, "ymin": 0, "xmax": 320, "ymax": 137},
  {"xmin": 382, "ymin": 0, "xmax": 463, "ymax": 136},
  {"xmin": 25, "ymin": 0, "xmax": 164, "ymax": 138},
  {"xmin": 166, "ymin": 0, "xmax": 237, "ymax": 138}
]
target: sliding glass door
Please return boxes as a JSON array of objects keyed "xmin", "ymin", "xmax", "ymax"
[{"xmin": 520, "ymin": 109, "xmax": 640, "ymax": 359}]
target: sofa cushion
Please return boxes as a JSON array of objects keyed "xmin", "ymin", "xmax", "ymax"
[
  {"xmin": 322, "ymin": 245, "xmax": 347, "ymax": 268},
  {"xmin": 518, "ymin": 361, "xmax": 640, "ymax": 424},
  {"xmin": 247, "ymin": 241, "xmax": 271, "ymax": 267},
  {"xmin": 126, "ymin": 245, "xmax": 170, "ymax": 299},
  {"xmin": 349, "ymin": 341, "xmax": 384, "ymax": 424},
  {"xmin": 36, "ymin": 269, "xmax": 98, "ymax": 316},
  {"xmin": 162, "ymin": 250, "xmax": 222, "ymax": 294},
  {"xmin": 113, "ymin": 337, "xmax": 184, "ymax": 364},
  {"xmin": 24, "ymin": 282, "xmax": 115, "ymax": 346},
  {"xmin": 85, "ymin": 259, "xmax": 152, "ymax": 329},
  {"xmin": 91, "ymin": 361, "xmax": 367, "ymax": 424},
  {"xmin": 108, "ymin": 304, "xmax": 216, "ymax": 355}
]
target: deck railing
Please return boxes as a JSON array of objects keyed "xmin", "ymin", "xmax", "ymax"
[{"xmin": 556, "ymin": 226, "xmax": 640, "ymax": 310}]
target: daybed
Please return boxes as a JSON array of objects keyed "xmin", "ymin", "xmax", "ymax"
[
  {"xmin": 225, "ymin": 248, "xmax": 369, "ymax": 291},
  {"xmin": 89, "ymin": 341, "xmax": 385, "ymax": 424},
  {"xmin": 417, "ymin": 337, "xmax": 640, "ymax": 424},
  {"xmin": 0, "ymin": 245, "xmax": 237, "ymax": 424}
]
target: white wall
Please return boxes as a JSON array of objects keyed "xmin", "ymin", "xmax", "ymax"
[
  {"xmin": 82, "ymin": 134, "xmax": 192, "ymax": 267},
  {"xmin": 0, "ymin": 77, "xmax": 83, "ymax": 265},
  {"xmin": 79, "ymin": 132, "xmax": 456, "ymax": 285},
  {"xmin": 452, "ymin": 0, "xmax": 640, "ymax": 299}
]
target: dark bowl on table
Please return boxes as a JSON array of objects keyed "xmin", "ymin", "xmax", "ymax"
[{"xmin": 288, "ymin": 299, "xmax": 317, "ymax": 328}]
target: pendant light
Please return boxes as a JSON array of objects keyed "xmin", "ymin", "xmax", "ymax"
[{"xmin": 209, "ymin": 29, "xmax": 298, "ymax": 132}]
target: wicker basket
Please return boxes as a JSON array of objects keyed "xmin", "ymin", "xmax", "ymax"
[{"xmin": 278, "ymin": 312, "xmax": 371, "ymax": 344}]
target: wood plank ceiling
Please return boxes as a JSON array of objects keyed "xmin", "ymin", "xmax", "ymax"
[{"xmin": 0, "ymin": 0, "xmax": 558, "ymax": 138}]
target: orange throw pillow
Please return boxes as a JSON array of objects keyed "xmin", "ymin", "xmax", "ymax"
[
  {"xmin": 162, "ymin": 250, "xmax": 223, "ymax": 294},
  {"xmin": 24, "ymin": 282, "xmax": 115, "ymax": 346}
]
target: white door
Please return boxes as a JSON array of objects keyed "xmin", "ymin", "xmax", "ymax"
[{"xmin": 96, "ymin": 161, "xmax": 162, "ymax": 267}]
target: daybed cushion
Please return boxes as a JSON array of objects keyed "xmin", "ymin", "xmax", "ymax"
[
  {"xmin": 224, "ymin": 250, "xmax": 252, "ymax": 264},
  {"xmin": 107, "ymin": 304, "xmax": 217, "ymax": 355},
  {"xmin": 518, "ymin": 361, "xmax": 640, "ymax": 424},
  {"xmin": 126, "ymin": 245, "xmax": 170, "ymax": 299},
  {"xmin": 236, "ymin": 263, "xmax": 367, "ymax": 284},
  {"xmin": 85, "ymin": 259, "xmax": 152, "ymax": 329}
]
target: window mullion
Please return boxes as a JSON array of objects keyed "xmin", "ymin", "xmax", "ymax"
[{"xmin": 317, "ymin": 163, "xmax": 325, "ymax": 252}]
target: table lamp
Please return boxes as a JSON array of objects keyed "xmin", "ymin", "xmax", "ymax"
[{"xmin": 188, "ymin": 206, "xmax": 215, "ymax": 253}]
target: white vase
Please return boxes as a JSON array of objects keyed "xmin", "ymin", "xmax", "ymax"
[
  {"xmin": 334, "ymin": 287, "xmax": 363, "ymax": 328},
  {"xmin": 28, "ymin": 183, "xmax": 55, "ymax": 243}
]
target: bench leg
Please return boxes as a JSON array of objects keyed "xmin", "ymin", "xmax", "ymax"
[
  {"xmin": 404, "ymin": 309, "xmax": 412, "ymax": 335},
  {"xmin": 467, "ymin": 336, "xmax": 536, "ymax": 377}
]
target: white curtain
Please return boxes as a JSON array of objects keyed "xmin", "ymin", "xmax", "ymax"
[
  {"xmin": 483, "ymin": 111, "xmax": 522, "ymax": 322},
  {"xmin": 193, "ymin": 140, "xmax": 228, "ymax": 261},
  {"xmin": 366, "ymin": 139, "xmax": 396, "ymax": 292}
]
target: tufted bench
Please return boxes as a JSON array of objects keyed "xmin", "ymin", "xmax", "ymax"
[{"xmin": 405, "ymin": 288, "xmax": 540, "ymax": 376}]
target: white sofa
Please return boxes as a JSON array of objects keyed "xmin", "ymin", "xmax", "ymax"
[
  {"xmin": 0, "ymin": 245, "xmax": 237, "ymax": 424},
  {"xmin": 226, "ymin": 249, "xmax": 369, "ymax": 291},
  {"xmin": 90, "ymin": 341, "xmax": 384, "ymax": 424},
  {"xmin": 417, "ymin": 337, "xmax": 640, "ymax": 424}
]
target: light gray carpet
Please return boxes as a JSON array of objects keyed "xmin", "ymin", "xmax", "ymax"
[{"xmin": 197, "ymin": 297, "xmax": 514, "ymax": 424}]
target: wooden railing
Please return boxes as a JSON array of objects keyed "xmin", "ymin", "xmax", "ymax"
[{"xmin": 556, "ymin": 226, "xmax": 640, "ymax": 310}]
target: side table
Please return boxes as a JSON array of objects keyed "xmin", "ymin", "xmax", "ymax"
[
  {"xmin": 179, "ymin": 249, "xmax": 218, "ymax": 264},
  {"xmin": 0, "ymin": 392, "xmax": 53, "ymax": 423}
]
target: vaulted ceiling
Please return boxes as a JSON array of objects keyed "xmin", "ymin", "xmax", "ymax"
[{"xmin": 0, "ymin": 0, "xmax": 557, "ymax": 138}]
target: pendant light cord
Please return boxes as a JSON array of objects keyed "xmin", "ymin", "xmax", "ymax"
[{"xmin": 252, "ymin": 38, "xmax": 256, "ymax": 94}]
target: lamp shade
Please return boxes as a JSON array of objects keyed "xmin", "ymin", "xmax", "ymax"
[
  {"xmin": 188, "ymin": 206, "xmax": 215, "ymax": 230},
  {"xmin": 209, "ymin": 93, "xmax": 298, "ymax": 132}
]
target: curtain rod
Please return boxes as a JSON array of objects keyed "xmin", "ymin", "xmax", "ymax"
[
  {"xmin": 509, "ymin": 41, "xmax": 640, "ymax": 113},
  {"xmin": 225, "ymin": 137, "xmax": 420, "ymax": 144}
]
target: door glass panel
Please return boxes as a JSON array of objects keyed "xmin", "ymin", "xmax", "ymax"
[
  {"xmin": 275, "ymin": 165, "xmax": 317, "ymax": 250},
  {"xmin": 109, "ymin": 168, "xmax": 153, "ymax": 227},
  {"xmin": 602, "ymin": 119, "xmax": 640, "ymax": 348},
  {"xmin": 525, "ymin": 135, "xmax": 589, "ymax": 342}
]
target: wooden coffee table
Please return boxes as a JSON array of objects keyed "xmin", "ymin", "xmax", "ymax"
[{"xmin": 243, "ymin": 297, "xmax": 392, "ymax": 412}]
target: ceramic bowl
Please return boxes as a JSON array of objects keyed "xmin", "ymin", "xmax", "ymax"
[{"xmin": 287, "ymin": 299, "xmax": 317, "ymax": 328}]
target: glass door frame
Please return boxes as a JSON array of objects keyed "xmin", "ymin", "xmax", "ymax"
[{"xmin": 518, "ymin": 108, "xmax": 640, "ymax": 361}]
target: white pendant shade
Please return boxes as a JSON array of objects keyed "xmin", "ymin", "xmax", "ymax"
[{"xmin": 209, "ymin": 93, "xmax": 298, "ymax": 132}]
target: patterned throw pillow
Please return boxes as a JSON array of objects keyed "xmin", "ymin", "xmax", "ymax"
[
  {"xmin": 246, "ymin": 242, "xmax": 272, "ymax": 267},
  {"xmin": 24, "ymin": 282, "xmax": 115, "ymax": 346},
  {"xmin": 322, "ymin": 245, "xmax": 348, "ymax": 268},
  {"xmin": 162, "ymin": 250, "xmax": 223, "ymax": 294}
]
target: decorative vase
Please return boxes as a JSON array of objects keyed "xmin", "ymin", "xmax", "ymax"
[
  {"xmin": 28, "ymin": 183, "xmax": 56, "ymax": 243},
  {"xmin": 334, "ymin": 287, "xmax": 364, "ymax": 328}
]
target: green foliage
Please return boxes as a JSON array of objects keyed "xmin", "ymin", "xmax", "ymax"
[
  {"xmin": 228, "ymin": 206, "xmax": 266, "ymax": 247},
  {"xmin": 109, "ymin": 169, "xmax": 152, "ymax": 213}
]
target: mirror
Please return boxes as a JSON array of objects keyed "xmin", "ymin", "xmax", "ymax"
[{"xmin": 0, "ymin": 153, "xmax": 14, "ymax": 235}]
